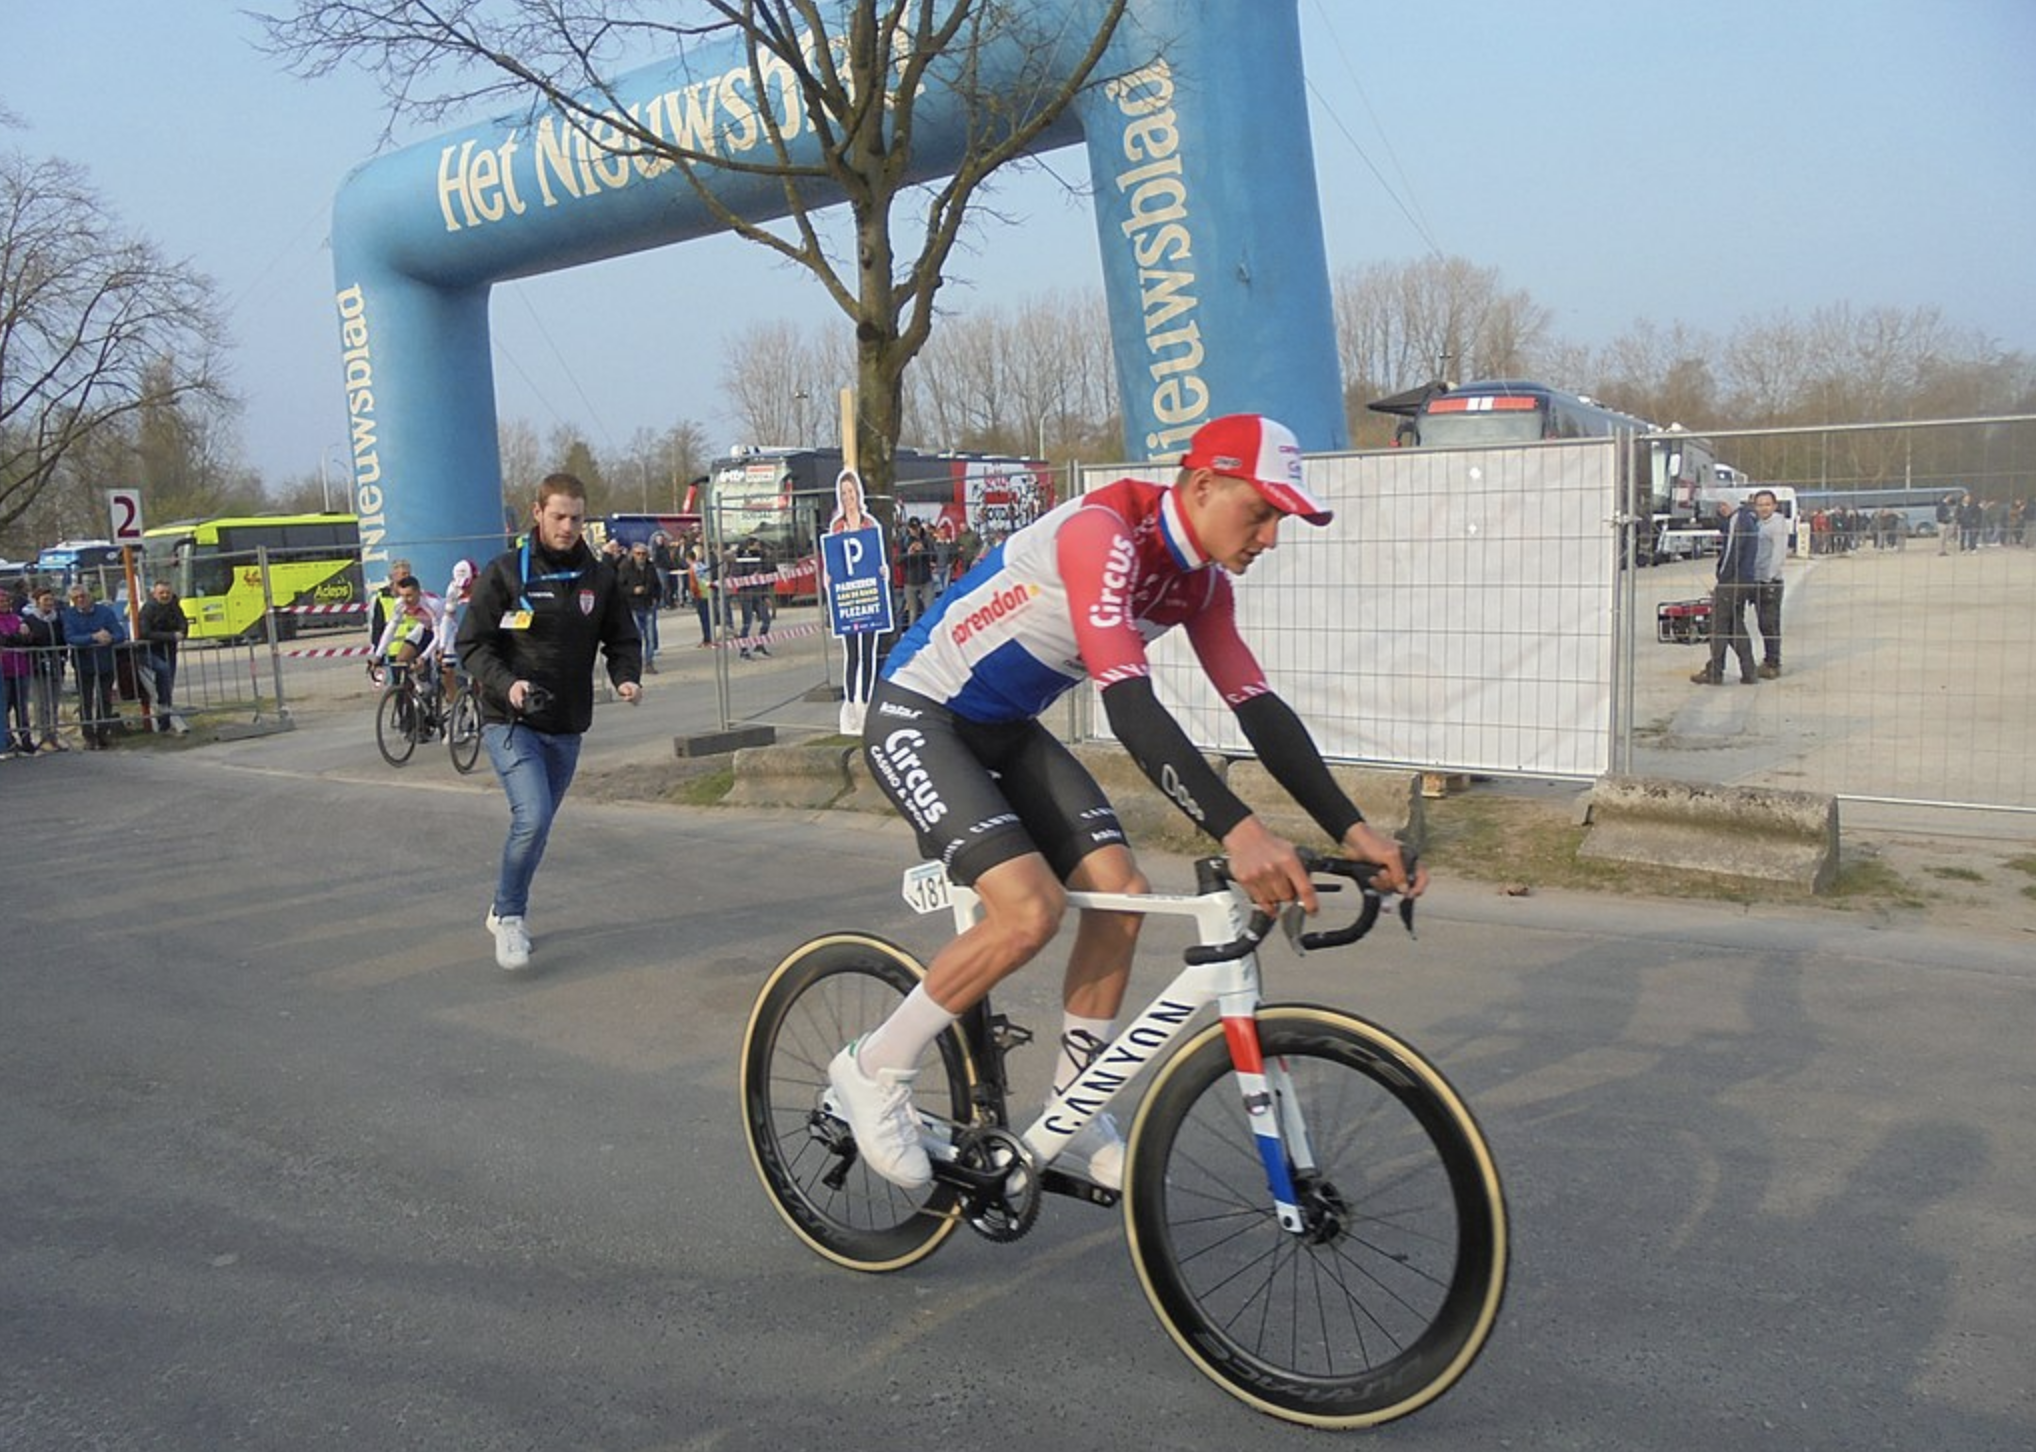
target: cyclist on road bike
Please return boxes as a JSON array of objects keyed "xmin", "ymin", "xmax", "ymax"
[
  {"xmin": 373, "ymin": 575, "xmax": 447, "ymax": 696},
  {"xmin": 833, "ymin": 412, "xmax": 1427, "ymax": 1193}
]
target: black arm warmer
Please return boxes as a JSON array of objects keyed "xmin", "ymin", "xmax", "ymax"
[
  {"xmin": 1233, "ymin": 693, "xmax": 1366, "ymax": 843},
  {"xmin": 1100, "ymin": 675, "xmax": 1252, "ymax": 840}
]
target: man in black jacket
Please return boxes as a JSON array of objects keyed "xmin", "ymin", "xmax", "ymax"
[
  {"xmin": 1692, "ymin": 500, "xmax": 1762, "ymax": 686},
  {"xmin": 137, "ymin": 580, "xmax": 188, "ymax": 733},
  {"xmin": 457, "ymin": 472, "xmax": 643, "ymax": 970}
]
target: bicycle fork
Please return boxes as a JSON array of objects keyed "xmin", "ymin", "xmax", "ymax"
[{"xmin": 1220, "ymin": 1008, "xmax": 1316, "ymax": 1236}]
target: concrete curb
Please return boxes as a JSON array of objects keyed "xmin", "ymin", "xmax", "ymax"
[
  {"xmin": 723, "ymin": 743, "xmax": 852, "ymax": 808},
  {"xmin": 726, "ymin": 739, "xmax": 1428, "ymax": 856},
  {"xmin": 1579, "ymin": 774, "xmax": 1840, "ymax": 892}
]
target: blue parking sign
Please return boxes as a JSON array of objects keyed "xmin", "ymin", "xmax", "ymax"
[{"xmin": 821, "ymin": 526, "xmax": 894, "ymax": 637}]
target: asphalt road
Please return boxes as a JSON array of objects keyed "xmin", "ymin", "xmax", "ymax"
[{"xmin": 3, "ymin": 710, "xmax": 2032, "ymax": 1451}]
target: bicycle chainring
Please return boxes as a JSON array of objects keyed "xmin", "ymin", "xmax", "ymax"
[{"xmin": 955, "ymin": 1126, "xmax": 1041, "ymax": 1243}]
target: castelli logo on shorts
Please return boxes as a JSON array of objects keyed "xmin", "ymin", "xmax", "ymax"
[
  {"xmin": 878, "ymin": 728, "xmax": 948, "ymax": 825},
  {"xmin": 1087, "ymin": 535, "xmax": 1137, "ymax": 629},
  {"xmin": 949, "ymin": 581, "xmax": 1040, "ymax": 648}
]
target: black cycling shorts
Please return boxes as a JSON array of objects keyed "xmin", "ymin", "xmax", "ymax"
[{"xmin": 861, "ymin": 680, "xmax": 1126, "ymax": 886}]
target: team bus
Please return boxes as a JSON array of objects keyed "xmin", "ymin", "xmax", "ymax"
[
  {"xmin": 1374, "ymin": 379, "xmax": 1722, "ymax": 563},
  {"xmin": 702, "ymin": 446, "xmax": 1057, "ymax": 597},
  {"xmin": 142, "ymin": 512, "xmax": 364, "ymax": 641}
]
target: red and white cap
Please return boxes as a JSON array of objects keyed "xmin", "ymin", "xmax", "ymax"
[{"xmin": 1179, "ymin": 414, "xmax": 1332, "ymax": 525}]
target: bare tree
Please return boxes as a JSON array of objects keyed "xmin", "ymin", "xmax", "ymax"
[
  {"xmin": 0, "ymin": 149, "xmax": 228, "ymax": 532},
  {"xmin": 905, "ymin": 289, "xmax": 1117, "ymax": 459},
  {"xmin": 260, "ymin": 0, "xmax": 1130, "ymax": 498},
  {"xmin": 1333, "ymin": 255, "xmax": 1549, "ymax": 442},
  {"xmin": 718, "ymin": 318, "xmax": 854, "ymax": 446}
]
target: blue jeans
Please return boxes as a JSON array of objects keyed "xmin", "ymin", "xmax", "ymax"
[
  {"xmin": 632, "ymin": 605, "xmax": 658, "ymax": 664},
  {"xmin": 483, "ymin": 721, "xmax": 583, "ymax": 917}
]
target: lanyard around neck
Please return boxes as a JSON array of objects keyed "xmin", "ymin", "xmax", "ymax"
[{"xmin": 518, "ymin": 537, "xmax": 583, "ymax": 612}]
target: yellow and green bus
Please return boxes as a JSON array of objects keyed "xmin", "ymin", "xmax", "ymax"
[{"xmin": 143, "ymin": 512, "xmax": 364, "ymax": 642}]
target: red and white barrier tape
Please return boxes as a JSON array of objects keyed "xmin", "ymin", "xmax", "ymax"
[{"xmin": 278, "ymin": 602, "xmax": 368, "ymax": 615}]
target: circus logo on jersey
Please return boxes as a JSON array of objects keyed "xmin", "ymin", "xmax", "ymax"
[
  {"xmin": 875, "ymin": 727, "xmax": 948, "ymax": 826},
  {"xmin": 1088, "ymin": 534, "xmax": 1137, "ymax": 629},
  {"xmin": 949, "ymin": 580, "xmax": 1040, "ymax": 650}
]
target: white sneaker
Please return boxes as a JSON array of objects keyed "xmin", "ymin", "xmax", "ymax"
[
  {"xmin": 1060, "ymin": 1112, "xmax": 1124, "ymax": 1191},
  {"xmin": 826, "ymin": 1043, "xmax": 932, "ymax": 1191},
  {"xmin": 485, "ymin": 909, "xmax": 531, "ymax": 970}
]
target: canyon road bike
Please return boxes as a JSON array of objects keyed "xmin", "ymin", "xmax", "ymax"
[{"xmin": 740, "ymin": 851, "xmax": 1508, "ymax": 1429}]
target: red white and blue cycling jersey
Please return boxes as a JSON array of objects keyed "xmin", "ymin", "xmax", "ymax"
[{"xmin": 882, "ymin": 477, "xmax": 1270, "ymax": 722}]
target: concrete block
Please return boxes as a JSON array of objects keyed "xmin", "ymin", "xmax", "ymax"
[
  {"xmin": 724, "ymin": 744, "xmax": 852, "ymax": 808},
  {"xmin": 1578, "ymin": 774, "xmax": 1840, "ymax": 893},
  {"xmin": 1226, "ymin": 761, "xmax": 1427, "ymax": 854},
  {"xmin": 677, "ymin": 724, "xmax": 774, "ymax": 757}
]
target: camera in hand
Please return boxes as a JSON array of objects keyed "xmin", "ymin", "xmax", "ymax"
[{"xmin": 519, "ymin": 684, "xmax": 554, "ymax": 716}]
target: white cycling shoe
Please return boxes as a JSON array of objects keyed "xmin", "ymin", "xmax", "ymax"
[
  {"xmin": 1059, "ymin": 1112, "xmax": 1124, "ymax": 1191},
  {"xmin": 827, "ymin": 1043, "xmax": 933, "ymax": 1192}
]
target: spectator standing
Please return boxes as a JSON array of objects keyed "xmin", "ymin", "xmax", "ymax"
[
  {"xmin": 1957, "ymin": 493, "xmax": 1983, "ymax": 552},
  {"xmin": 898, "ymin": 516, "xmax": 933, "ymax": 624},
  {"xmin": 685, "ymin": 536, "xmax": 719, "ymax": 646},
  {"xmin": 1935, "ymin": 493, "xmax": 1958, "ymax": 555},
  {"xmin": 456, "ymin": 472, "xmax": 642, "ymax": 972},
  {"xmin": 20, "ymin": 587, "xmax": 67, "ymax": 752},
  {"xmin": 1691, "ymin": 500, "xmax": 1762, "ymax": 687},
  {"xmin": 1750, "ymin": 489, "xmax": 1791, "ymax": 679},
  {"xmin": 617, "ymin": 541, "xmax": 665, "ymax": 672},
  {"xmin": 60, "ymin": 581, "xmax": 127, "ymax": 748},
  {"xmin": 137, "ymin": 580, "xmax": 188, "ymax": 733},
  {"xmin": 0, "ymin": 599, "xmax": 32, "ymax": 755},
  {"xmin": 734, "ymin": 534, "xmax": 775, "ymax": 660}
]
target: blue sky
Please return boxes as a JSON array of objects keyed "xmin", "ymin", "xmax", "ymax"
[{"xmin": 4, "ymin": 1, "xmax": 2031, "ymax": 487}]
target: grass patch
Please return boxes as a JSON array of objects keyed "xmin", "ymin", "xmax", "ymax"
[
  {"xmin": 1420, "ymin": 794, "xmax": 1631, "ymax": 895},
  {"xmin": 669, "ymin": 766, "xmax": 735, "ymax": 806},
  {"xmin": 2005, "ymin": 854, "xmax": 2036, "ymax": 878},
  {"xmin": 1925, "ymin": 865, "xmax": 1986, "ymax": 883},
  {"xmin": 2023, "ymin": 883, "xmax": 2036, "ymax": 903},
  {"xmin": 1829, "ymin": 854, "xmax": 1928, "ymax": 909}
]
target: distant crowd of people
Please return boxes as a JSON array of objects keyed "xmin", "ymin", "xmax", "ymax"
[
  {"xmin": 1931, "ymin": 492, "xmax": 2029, "ymax": 554},
  {"xmin": 0, "ymin": 574, "xmax": 186, "ymax": 754}
]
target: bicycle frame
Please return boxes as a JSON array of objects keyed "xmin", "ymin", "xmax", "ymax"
[{"xmin": 906, "ymin": 859, "xmax": 1318, "ymax": 1234}]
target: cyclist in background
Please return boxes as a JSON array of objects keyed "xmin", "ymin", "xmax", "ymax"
[
  {"xmin": 373, "ymin": 574, "xmax": 445, "ymax": 697},
  {"xmin": 833, "ymin": 413, "xmax": 1425, "ymax": 1193},
  {"xmin": 439, "ymin": 559, "xmax": 477, "ymax": 696}
]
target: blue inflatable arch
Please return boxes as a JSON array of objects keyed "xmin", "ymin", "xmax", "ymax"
[{"xmin": 331, "ymin": 0, "xmax": 1343, "ymax": 586}]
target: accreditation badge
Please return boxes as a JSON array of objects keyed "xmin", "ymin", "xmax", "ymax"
[{"xmin": 499, "ymin": 610, "xmax": 533, "ymax": 630}]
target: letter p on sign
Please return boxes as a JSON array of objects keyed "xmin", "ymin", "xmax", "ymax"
[{"xmin": 107, "ymin": 488, "xmax": 145, "ymax": 543}]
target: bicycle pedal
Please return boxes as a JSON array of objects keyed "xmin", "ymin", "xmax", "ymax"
[{"xmin": 989, "ymin": 1015, "xmax": 1032, "ymax": 1051}]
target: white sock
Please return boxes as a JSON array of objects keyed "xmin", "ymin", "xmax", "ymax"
[
  {"xmin": 1054, "ymin": 1014, "xmax": 1116, "ymax": 1096},
  {"xmin": 856, "ymin": 982, "xmax": 958, "ymax": 1078}
]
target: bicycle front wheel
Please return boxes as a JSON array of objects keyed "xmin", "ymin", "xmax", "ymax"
[
  {"xmin": 374, "ymin": 684, "xmax": 417, "ymax": 766},
  {"xmin": 447, "ymin": 687, "xmax": 483, "ymax": 774},
  {"xmin": 1124, "ymin": 1005, "xmax": 1507, "ymax": 1429},
  {"xmin": 740, "ymin": 934, "xmax": 975, "ymax": 1273}
]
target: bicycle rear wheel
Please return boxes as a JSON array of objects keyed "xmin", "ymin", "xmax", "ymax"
[
  {"xmin": 447, "ymin": 687, "xmax": 483, "ymax": 773},
  {"xmin": 1124, "ymin": 1005, "xmax": 1507, "ymax": 1429},
  {"xmin": 740, "ymin": 934, "xmax": 975, "ymax": 1272},
  {"xmin": 374, "ymin": 683, "xmax": 417, "ymax": 766}
]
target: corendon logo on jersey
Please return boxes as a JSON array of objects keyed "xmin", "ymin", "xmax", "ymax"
[
  {"xmin": 949, "ymin": 581, "xmax": 1040, "ymax": 649},
  {"xmin": 1088, "ymin": 534, "xmax": 1137, "ymax": 628},
  {"xmin": 877, "ymin": 728, "xmax": 948, "ymax": 825}
]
